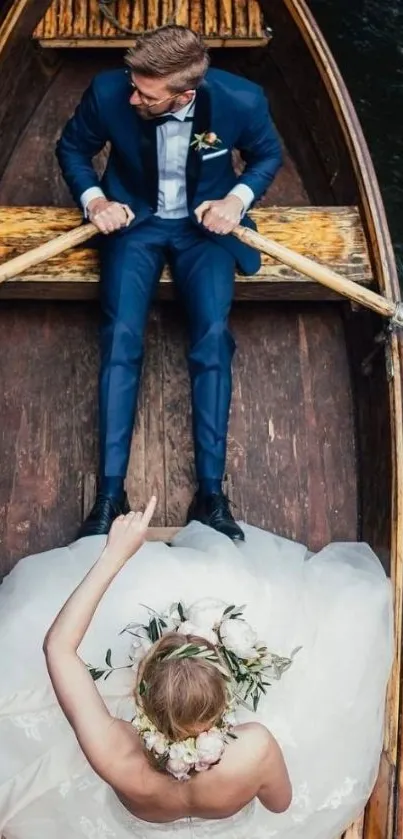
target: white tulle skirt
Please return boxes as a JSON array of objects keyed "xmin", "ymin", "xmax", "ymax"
[{"xmin": 0, "ymin": 522, "xmax": 394, "ymax": 839}]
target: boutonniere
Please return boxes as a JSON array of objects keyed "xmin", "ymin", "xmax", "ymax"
[{"xmin": 190, "ymin": 131, "xmax": 222, "ymax": 152}]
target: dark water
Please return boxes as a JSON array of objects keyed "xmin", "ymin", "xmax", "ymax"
[{"xmin": 307, "ymin": 0, "xmax": 403, "ymax": 281}]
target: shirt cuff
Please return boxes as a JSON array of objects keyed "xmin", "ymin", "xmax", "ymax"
[
  {"xmin": 228, "ymin": 184, "xmax": 255, "ymax": 216},
  {"xmin": 80, "ymin": 187, "xmax": 106, "ymax": 217}
]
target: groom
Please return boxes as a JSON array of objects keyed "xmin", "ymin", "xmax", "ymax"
[{"xmin": 56, "ymin": 25, "xmax": 282, "ymax": 541}]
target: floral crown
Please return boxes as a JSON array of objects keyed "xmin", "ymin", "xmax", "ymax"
[
  {"xmin": 133, "ymin": 639, "xmax": 235, "ymax": 780},
  {"xmin": 138, "ymin": 637, "xmax": 230, "ymax": 691},
  {"xmin": 88, "ymin": 598, "xmax": 299, "ymax": 781}
]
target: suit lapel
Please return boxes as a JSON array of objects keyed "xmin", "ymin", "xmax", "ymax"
[
  {"xmin": 186, "ymin": 81, "xmax": 212, "ymax": 209},
  {"xmin": 139, "ymin": 117, "xmax": 159, "ymax": 211}
]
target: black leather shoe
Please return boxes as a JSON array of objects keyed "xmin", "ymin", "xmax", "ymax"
[
  {"xmin": 187, "ymin": 491, "xmax": 244, "ymax": 541},
  {"xmin": 77, "ymin": 492, "xmax": 130, "ymax": 538}
]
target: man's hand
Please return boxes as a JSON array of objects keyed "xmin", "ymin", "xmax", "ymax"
[
  {"xmin": 87, "ymin": 197, "xmax": 135, "ymax": 234},
  {"xmin": 194, "ymin": 195, "xmax": 244, "ymax": 235}
]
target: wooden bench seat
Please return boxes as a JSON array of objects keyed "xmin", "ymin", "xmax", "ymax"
[
  {"xmin": 0, "ymin": 205, "xmax": 372, "ymax": 301},
  {"xmin": 32, "ymin": 0, "xmax": 268, "ymax": 48}
]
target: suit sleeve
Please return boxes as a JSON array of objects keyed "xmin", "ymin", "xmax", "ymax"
[
  {"xmin": 56, "ymin": 79, "xmax": 109, "ymax": 207},
  {"xmin": 235, "ymin": 89, "xmax": 282, "ymax": 200}
]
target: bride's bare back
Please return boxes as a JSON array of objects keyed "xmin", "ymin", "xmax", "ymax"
[{"xmin": 106, "ymin": 720, "xmax": 291, "ymax": 822}]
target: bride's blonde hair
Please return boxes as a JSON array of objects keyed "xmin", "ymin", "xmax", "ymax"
[{"xmin": 135, "ymin": 632, "xmax": 228, "ymax": 740}]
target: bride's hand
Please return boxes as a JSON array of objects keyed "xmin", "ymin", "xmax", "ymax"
[{"xmin": 102, "ymin": 496, "xmax": 157, "ymax": 565}]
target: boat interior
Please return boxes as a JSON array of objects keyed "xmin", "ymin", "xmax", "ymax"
[
  {"xmin": 0, "ymin": 2, "xmax": 402, "ymax": 837},
  {"xmin": 1, "ymin": 0, "xmax": 395, "ymax": 581}
]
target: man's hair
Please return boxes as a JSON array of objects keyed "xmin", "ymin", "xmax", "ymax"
[{"xmin": 125, "ymin": 25, "xmax": 210, "ymax": 91}]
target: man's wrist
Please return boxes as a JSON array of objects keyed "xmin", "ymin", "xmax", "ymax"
[
  {"xmin": 227, "ymin": 194, "xmax": 244, "ymax": 213},
  {"xmin": 228, "ymin": 184, "xmax": 255, "ymax": 216},
  {"xmin": 80, "ymin": 186, "xmax": 106, "ymax": 217}
]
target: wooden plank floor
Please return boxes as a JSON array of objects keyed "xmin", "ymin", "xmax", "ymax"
[{"xmin": 0, "ymin": 300, "xmax": 358, "ymax": 577}]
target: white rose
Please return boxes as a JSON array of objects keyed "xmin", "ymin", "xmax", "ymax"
[
  {"xmin": 220, "ymin": 618, "xmax": 258, "ymax": 660},
  {"xmin": 143, "ymin": 731, "xmax": 168, "ymax": 755},
  {"xmin": 166, "ymin": 757, "xmax": 191, "ymax": 780},
  {"xmin": 187, "ymin": 598, "xmax": 228, "ymax": 631},
  {"xmin": 169, "ymin": 741, "xmax": 195, "ymax": 765},
  {"xmin": 176, "ymin": 620, "xmax": 218, "ymax": 646},
  {"xmin": 195, "ymin": 730, "xmax": 225, "ymax": 767}
]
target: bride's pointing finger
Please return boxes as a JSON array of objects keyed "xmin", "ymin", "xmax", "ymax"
[{"xmin": 141, "ymin": 495, "xmax": 157, "ymax": 527}]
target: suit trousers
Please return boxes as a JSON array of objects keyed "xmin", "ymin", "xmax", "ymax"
[{"xmin": 98, "ymin": 216, "xmax": 236, "ymax": 481}]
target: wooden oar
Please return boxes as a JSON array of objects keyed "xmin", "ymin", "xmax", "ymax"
[
  {"xmin": 0, "ymin": 220, "xmax": 402, "ymax": 324},
  {"xmin": 232, "ymin": 225, "xmax": 403, "ymax": 324},
  {"xmin": 0, "ymin": 222, "xmax": 98, "ymax": 284}
]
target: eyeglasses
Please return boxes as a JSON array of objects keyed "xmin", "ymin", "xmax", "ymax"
[{"xmin": 127, "ymin": 75, "xmax": 187, "ymax": 109}]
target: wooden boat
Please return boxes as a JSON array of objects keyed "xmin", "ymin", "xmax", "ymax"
[{"xmin": 0, "ymin": 1, "xmax": 402, "ymax": 837}]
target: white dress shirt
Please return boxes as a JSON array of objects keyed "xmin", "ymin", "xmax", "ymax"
[{"xmin": 80, "ymin": 98, "xmax": 254, "ymax": 217}]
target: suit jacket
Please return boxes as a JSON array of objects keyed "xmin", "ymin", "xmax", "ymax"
[{"xmin": 56, "ymin": 67, "xmax": 282, "ymax": 274}]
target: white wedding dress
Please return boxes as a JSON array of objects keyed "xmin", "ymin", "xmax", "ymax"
[{"xmin": 0, "ymin": 522, "xmax": 393, "ymax": 839}]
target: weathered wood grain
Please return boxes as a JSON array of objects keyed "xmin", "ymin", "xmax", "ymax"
[
  {"xmin": 0, "ymin": 299, "xmax": 358, "ymax": 570},
  {"xmin": 58, "ymin": 0, "xmax": 73, "ymax": 36},
  {"xmin": 0, "ymin": 206, "xmax": 373, "ymax": 301},
  {"xmin": 218, "ymin": 0, "xmax": 232, "ymax": 37},
  {"xmin": 0, "ymin": 301, "xmax": 99, "ymax": 577},
  {"xmin": 204, "ymin": 0, "xmax": 217, "ymax": 37},
  {"xmin": 157, "ymin": 302, "xmax": 357, "ymax": 547},
  {"xmin": 247, "ymin": 0, "xmax": 263, "ymax": 37},
  {"xmin": 234, "ymin": 0, "xmax": 248, "ymax": 38},
  {"xmin": 147, "ymin": 0, "xmax": 160, "ymax": 30},
  {"xmin": 225, "ymin": 304, "xmax": 357, "ymax": 547},
  {"xmin": 125, "ymin": 310, "xmax": 167, "ymax": 522},
  {"xmin": 342, "ymin": 814, "xmax": 365, "ymax": 839},
  {"xmin": 132, "ymin": 0, "xmax": 145, "ymax": 32},
  {"xmin": 43, "ymin": 0, "xmax": 56, "ymax": 37},
  {"xmin": 0, "ymin": 0, "xmax": 60, "ymax": 179},
  {"xmin": 161, "ymin": 0, "xmax": 175, "ymax": 26},
  {"xmin": 73, "ymin": 0, "xmax": 89, "ymax": 37},
  {"xmin": 175, "ymin": 0, "xmax": 190, "ymax": 27},
  {"xmin": 32, "ymin": 0, "xmax": 267, "ymax": 44},
  {"xmin": 160, "ymin": 305, "xmax": 195, "ymax": 525},
  {"xmin": 88, "ymin": 0, "xmax": 101, "ymax": 36},
  {"xmin": 0, "ymin": 53, "xmax": 110, "ymax": 209},
  {"xmin": 363, "ymin": 751, "xmax": 395, "ymax": 839}
]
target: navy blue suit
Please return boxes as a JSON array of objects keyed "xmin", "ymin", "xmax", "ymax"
[{"xmin": 57, "ymin": 67, "xmax": 282, "ymax": 482}]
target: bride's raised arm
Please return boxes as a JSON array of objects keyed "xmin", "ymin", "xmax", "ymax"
[{"xmin": 43, "ymin": 497, "xmax": 156, "ymax": 782}]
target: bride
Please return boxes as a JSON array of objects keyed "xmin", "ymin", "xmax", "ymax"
[{"xmin": 0, "ymin": 496, "xmax": 393, "ymax": 839}]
